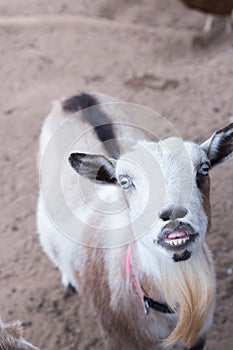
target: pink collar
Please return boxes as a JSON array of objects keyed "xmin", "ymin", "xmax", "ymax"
[
  {"xmin": 126, "ymin": 245, "xmax": 150, "ymax": 314},
  {"xmin": 126, "ymin": 245, "xmax": 174, "ymax": 315}
]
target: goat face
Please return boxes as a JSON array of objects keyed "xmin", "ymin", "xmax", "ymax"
[
  {"xmin": 69, "ymin": 123, "xmax": 233, "ymax": 262},
  {"xmin": 114, "ymin": 139, "xmax": 210, "ymax": 263}
]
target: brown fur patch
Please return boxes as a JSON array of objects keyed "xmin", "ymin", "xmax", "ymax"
[
  {"xmin": 5, "ymin": 321, "xmax": 22, "ymax": 339},
  {"xmin": 196, "ymin": 174, "xmax": 211, "ymax": 231},
  {"xmin": 77, "ymin": 247, "xmax": 156, "ymax": 349},
  {"xmin": 180, "ymin": 0, "xmax": 233, "ymax": 15},
  {"xmin": 0, "ymin": 319, "xmax": 39, "ymax": 350}
]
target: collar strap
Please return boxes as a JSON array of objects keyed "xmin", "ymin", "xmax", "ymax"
[
  {"xmin": 144, "ymin": 296, "xmax": 174, "ymax": 314},
  {"xmin": 126, "ymin": 246, "xmax": 174, "ymax": 315}
]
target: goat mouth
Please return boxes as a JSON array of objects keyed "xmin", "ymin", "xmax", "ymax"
[{"xmin": 158, "ymin": 223, "xmax": 199, "ymax": 251}]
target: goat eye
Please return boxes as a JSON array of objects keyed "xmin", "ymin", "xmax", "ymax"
[
  {"xmin": 119, "ymin": 175, "xmax": 133, "ymax": 189},
  {"xmin": 197, "ymin": 163, "xmax": 210, "ymax": 176}
]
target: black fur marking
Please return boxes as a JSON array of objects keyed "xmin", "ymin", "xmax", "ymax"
[
  {"xmin": 68, "ymin": 153, "xmax": 117, "ymax": 184},
  {"xmin": 63, "ymin": 283, "xmax": 77, "ymax": 300},
  {"xmin": 96, "ymin": 164, "xmax": 117, "ymax": 184},
  {"xmin": 173, "ymin": 249, "xmax": 191, "ymax": 262},
  {"xmin": 68, "ymin": 153, "xmax": 86, "ymax": 173},
  {"xmin": 186, "ymin": 337, "xmax": 205, "ymax": 350},
  {"xmin": 63, "ymin": 93, "xmax": 121, "ymax": 159},
  {"xmin": 63, "ymin": 93, "xmax": 98, "ymax": 112},
  {"xmin": 67, "ymin": 283, "xmax": 77, "ymax": 293},
  {"xmin": 208, "ymin": 123, "xmax": 233, "ymax": 167}
]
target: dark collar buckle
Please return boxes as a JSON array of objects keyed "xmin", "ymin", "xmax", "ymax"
[{"xmin": 143, "ymin": 298, "xmax": 150, "ymax": 315}]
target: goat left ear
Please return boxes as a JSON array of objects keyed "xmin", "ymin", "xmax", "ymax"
[
  {"xmin": 68, "ymin": 152, "xmax": 117, "ymax": 184},
  {"xmin": 201, "ymin": 123, "xmax": 233, "ymax": 167}
]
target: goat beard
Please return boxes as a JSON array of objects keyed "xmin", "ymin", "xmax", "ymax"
[{"xmin": 160, "ymin": 244, "xmax": 215, "ymax": 349}]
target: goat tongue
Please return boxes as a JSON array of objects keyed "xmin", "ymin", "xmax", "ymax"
[{"xmin": 166, "ymin": 231, "xmax": 187, "ymax": 240}]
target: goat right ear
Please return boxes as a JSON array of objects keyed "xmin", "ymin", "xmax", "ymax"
[
  {"xmin": 201, "ymin": 123, "xmax": 233, "ymax": 167},
  {"xmin": 68, "ymin": 153, "xmax": 117, "ymax": 184}
]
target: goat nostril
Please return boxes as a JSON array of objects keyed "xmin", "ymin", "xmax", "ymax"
[
  {"xmin": 160, "ymin": 208, "xmax": 173, "ymax": 221},
  {"xmin": 174, "ymin": 207, "xmax": 188, "ymax": 219},
  {"xmin": 160, "ymin": 207, "xmax": 188, "ymax": 221}
]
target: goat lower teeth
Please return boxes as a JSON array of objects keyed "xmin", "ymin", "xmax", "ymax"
[{"xmin": 165, "ymin": 237, "xmax": 190, "ymax": 246}]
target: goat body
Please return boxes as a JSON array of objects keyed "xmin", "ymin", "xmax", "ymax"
[
  {"xmin": 37, "ymin": 92, "xmax": 233, "ymax": 349},
  {"xmin": 180, "ymin": 0, "xmax": 233, "ymax": 15}
]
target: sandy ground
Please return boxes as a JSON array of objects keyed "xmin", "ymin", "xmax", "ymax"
[{"xmin": 0, "ymin": 1, "xmax": 233, "ymax": 349}]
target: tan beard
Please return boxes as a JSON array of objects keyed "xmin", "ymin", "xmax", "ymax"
[{"xmin": 160, "ymin": 244, "xmax": 215, "ymax": 348}]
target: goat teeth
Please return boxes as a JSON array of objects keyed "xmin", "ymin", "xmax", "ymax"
[{"xmin": 165, "ymin": 236, "xmax": 190, "ymax": 247}]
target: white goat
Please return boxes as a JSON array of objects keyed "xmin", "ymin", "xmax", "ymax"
[
  {"xmin": 37, "ymin": 92, "xmax": 233, "ymax": 350},
  {"xmin": 0, "ymin": 318, "xmax": 39, "ymax": 350}
]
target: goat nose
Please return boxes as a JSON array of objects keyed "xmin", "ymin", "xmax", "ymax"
[{"xmin": 160, "ymin": 206, "xmax": 187, "ymax": 221}]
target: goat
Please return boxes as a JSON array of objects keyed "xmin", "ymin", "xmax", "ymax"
[
  {"xmin": 37, "ymin": 92, "xmax": 233, "ymax": 350},
  {"xmin": 0, "ymin": 318, "xmax": 39, "ymax": 350},
  {"xmin": 179, "ymin": 0, "xmax": 233, "ymax": 45}
]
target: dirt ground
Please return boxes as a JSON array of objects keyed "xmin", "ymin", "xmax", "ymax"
[{"xmin": 0, "ymin": 1, "xmax": 233, "ymax": 349}]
